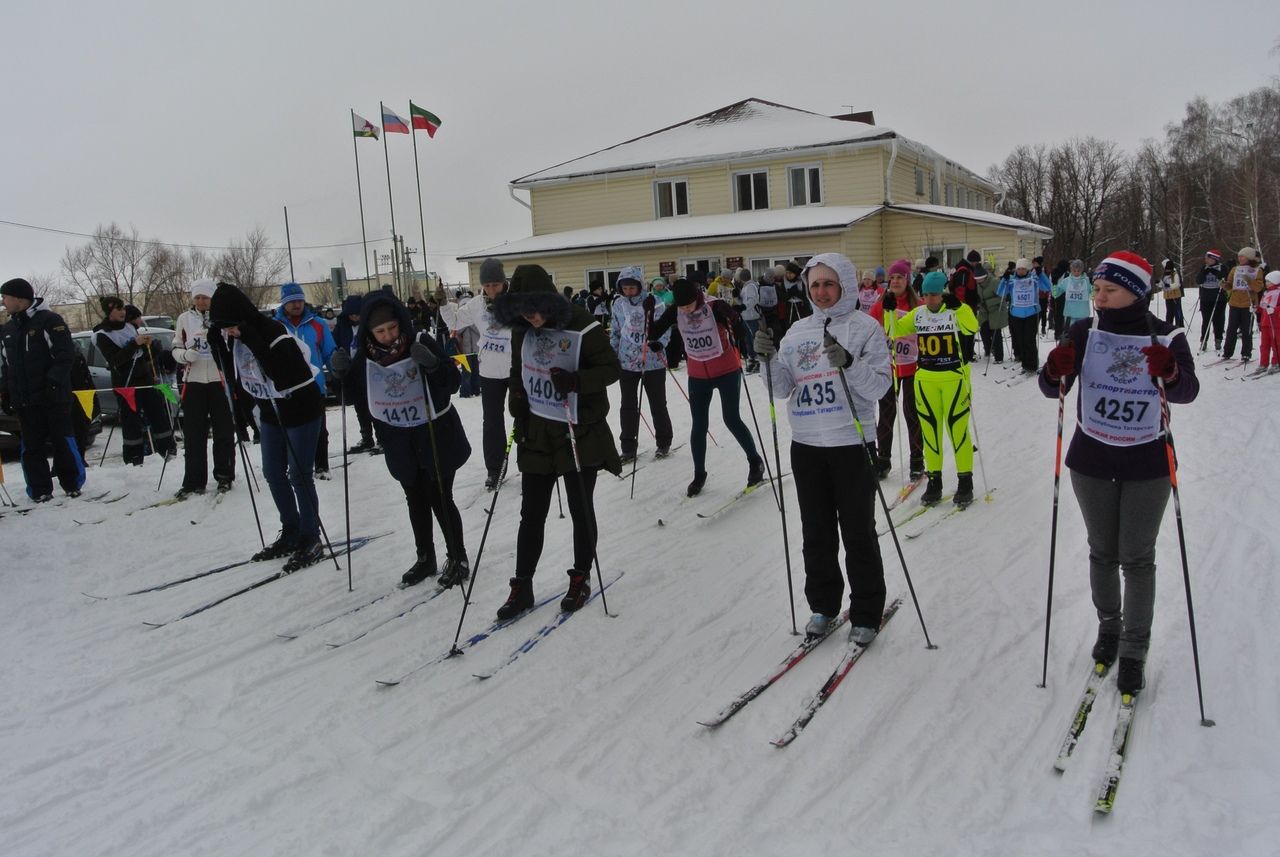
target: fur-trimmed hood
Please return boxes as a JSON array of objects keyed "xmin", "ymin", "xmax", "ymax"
[{"xmin": 492, "ymin": 264, "xmax": 572, "ymax": 330}]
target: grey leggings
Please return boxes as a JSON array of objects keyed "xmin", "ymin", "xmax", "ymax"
[{"xmin": 1070, "ymin": 470, "xmax": 1171, "ymax": 661}]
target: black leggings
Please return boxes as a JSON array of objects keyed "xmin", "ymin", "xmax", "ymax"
[
  {"xmin": 688, "ymin": 371, "xmax": 759, "ymax": 476},
  {"xmin": 403, "ymin": 468, "xmax": 465, "ymax": 565},
  {"xmin": 516, "ymin": 469, "xmax": 598, "ymax": 578},
  {"xmin": 618, "ymin": 369, "xmax": 672, "ymax": 455}
]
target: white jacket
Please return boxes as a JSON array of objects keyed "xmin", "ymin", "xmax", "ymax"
[
  {"xmin": 739, "ymin": 280, "xmax": 761, "ymax": 321},
  {"xmin": 171, "ymin": 308, "xmax": 221, "ymax": 384},
  {"xmin": 454, "ymin": 294, "xmax": 512, "ymax": 380},
  {"xmin": 768, "ymin": 253, "xmax": 892, "ymax": 447}
]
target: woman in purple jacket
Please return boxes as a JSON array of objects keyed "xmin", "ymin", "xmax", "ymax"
[{"xmin": 1040, "ymin": 251, "xmax": 1199, "ymax": 697}]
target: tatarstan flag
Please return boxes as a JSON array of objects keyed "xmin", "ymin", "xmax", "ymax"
[{"xmin": 410, "ymin": 102, "xmax": 442, "ymax": 138}]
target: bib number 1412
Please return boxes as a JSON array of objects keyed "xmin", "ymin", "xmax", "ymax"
[{"xmin": 1093, "ymin": 397, "xmax": 1149, "ymax": 423}]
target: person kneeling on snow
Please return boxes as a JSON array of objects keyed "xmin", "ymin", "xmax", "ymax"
[
  {"xmin": 330, "ymin": 292, "xmax": 471, "ymax": 588},
  {"xmin": 753, "ymin": 253, "xmax": 893, "ymax": 645},
  {"xmin": 1039, "ymin": 251, "xmax": 1199, "ymax": 697},
  {"xmin": 491, "ymin": 264, "xmax": 622, "ymax": 620}
]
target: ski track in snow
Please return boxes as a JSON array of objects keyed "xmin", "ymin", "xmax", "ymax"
[{"xmin": 1, "ymin": 336, "xmax": 1278, "ymax": 857}]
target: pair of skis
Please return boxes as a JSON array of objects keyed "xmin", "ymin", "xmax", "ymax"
[
  {"xmin": 1053, "ymin": 662, "xmax": 1139, "ymax": 814},
  {"xmin": 695, "ymin": 472, "xmax": 790, "ymax": 520},
  {"xmin": 698, "ymin": 599, "xmax": 902, "ymax": 746}
]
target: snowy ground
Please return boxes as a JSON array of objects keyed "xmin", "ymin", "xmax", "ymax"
[{"xmin": 2, "ymin": 329, "xmax": 1277, "ymax": 857}]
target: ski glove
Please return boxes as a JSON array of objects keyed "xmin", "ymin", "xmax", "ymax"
[
  {"xmin": 1141, "ymin": 343, "xmax": 1178, "ymax": 382},
  {"xmin": 822, "ymin": 333, "xmax": 852, "ymax": 369},
  {"xmin": 549, "ymin": 367, "xmax": 579, "ymax": 395},
  {"xmin": 943, "ymin": 293, "xmax": 962, "ymax": 310},
  {"xmin": 330, "ymin": 348, "xmax": 352, "ymax": 379},
  {"xmin": 1045, "ymin": 341, "xmax": 1076, "ymax": 381},
  {"xmin": 646, "ymin": 339, "xmax": 664, "ymax": 355},
  {"xmin": 883, "ymin": 292, "xmax": 898, "ymax": 311},
  {"xmin": 753, "ymin": 327, "xmax": 777, "ymax": 359},
  {"xmin": 642, "ymin": 295, "xmax": 656, "ymax": 314},
  {"xmin": 410, "ymin": 341, "xmax": 441, "ymax": 373}
]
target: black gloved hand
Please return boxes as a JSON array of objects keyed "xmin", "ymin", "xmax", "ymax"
[
  {"xmin": 647, "ymin": 339, "xmax": 663, "ymax": 354},
  {"xmin": 883, "ymin": 292, "xmax": 898, "ymax": 311},
  {"xmin": 330, "ymin": 348, "xmax": 352, "ymax": 379},
  {"xmin": 943, "ymin": 293, "xmax": 962, "ymax": 310},
  {"xmin": 410, "ymin": 341, "xmax": 441, "ymax": 372},
  {"xmin": 1, "ymin": 392, "xmax": 14, "ymax": 416},
  {"xmin": 642, "ymin": 295, "xmax": 656, "ymax": 314},
  {"xmin": 549, "ymin": 367, "xmax": 579, "ymax": 395},
  {"xmin": 513, "ymin": 416, "xmax": 528, "ymax": 444}
]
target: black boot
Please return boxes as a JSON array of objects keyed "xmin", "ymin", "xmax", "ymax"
[
  {"xmin": 909, "ymin": 457, "xmax": 925, "ymax": 480},
  {"xmin": 921, "ymin": 472, "xmax": 943, "ymax": 506},
  {"xmin": 484, "ymin": 470, "xmax": 502, "ymax": 491},
  {"xmin": 1116, "ymin": 657, "xmax": 1145, "ymax": 696},
  {"xmin": 560, "ymin": 568, "xmax": 591, "ymax": 612},
  {"xmin": 747, "ymin": 457, "xmax": 765, "ymax": 487},
  {"xmin": 253, "ymin": 529, "xmax": 297, "ymax": 562},
  {"xmin": 437, "ymin": 556, "xmax": 470, "ymax": 589},
  {"xmin": 401, "ymin": 555, "xmax": 437, "ymax": 587},
  {"xmin": 1092, "ymin": 631, "xmax": 1120, "ymax": 668},
  {"xmin": 687, "ymin": 472, "xmax": 707, "ymax": 497},
  {"xmin": 283, "ymin": 536, "xmax": 325, "ymax": 573},
  {"xmin": 496, "ymin": 577, "xmax": 534, "ymax": 621},
  {"xmin": 953, "ymin": 472, "xmax": 974, "ymax": 507},
  {"xmin": 875, "ymin": 457, "xmax": 892, "ymax": 481}
]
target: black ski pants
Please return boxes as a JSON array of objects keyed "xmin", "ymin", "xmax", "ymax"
[
  {"xmin": 1222, "ymin": 305, "xmax": 1254, "ymax": 360},
  {"xmin": 402, "ymin": 466, "xmax": 465, "ymax": 566},
  {"xmin": 1198, "ymin": 287, "xmax": 1226, "ymax": 348},
  {"xmin": 618, "ymin": 369, "xmax": 672, "ymax": 457},
  {"xmin": 479, "ymin": 376, "xmax": 509, "ymax": 476},
  {"xmin": 515, "ymin": 468, "xmax": 598, "ymax": 579},
  {"xmin": 18, "ymin": 403, "xmax": 85, "ymax": 498},
  {"xmin": 180, "ymin": 381, "xmax": 235, "ymax": 490},
  {"xmin": 980, "ymin": 322, "xmax": 1005, "ymax": 362},
  {"xmin": 792, "ymin": 441, "xmax": 886, "ymax": 627},
  {"xmin": 119, "ymin": 387, "xmax": 175, "ymax": 464},
  {"xmin": 1009, "ymin": 315, "xmax": 1040, "ymax": 372},
  {"xmin": 876, "ymin": 377, "xmax": 923, "ymax": 470}
]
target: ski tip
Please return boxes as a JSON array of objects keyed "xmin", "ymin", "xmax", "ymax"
[
  {"xmin": 141, "ymin": 621, "xmax": 166, "ymax": 630},
  {"xmin": 81, "ymin": 592, "xmax": 107, "ymax": 601},
  {"xmin": 375, "ymin": 679, "xmax": 400, "ymax": 688},
  {"xmin": 472, "ymin": 673, "xmax": 493, "ymax": 681},
  {"xmin": 275, "ymin": 633, "xmax": 297, "ymax": 641}
]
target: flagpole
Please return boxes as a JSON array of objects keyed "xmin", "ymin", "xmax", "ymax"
[
  {"xmin": 350, "ymin": 108, "xmax": 372, "ymax": 284},
  {"xmin": 409, "ymin": 102, "xmax": 430, "ymax": 302},
  {"xmin": 283, "ymin": 205, "xmax": 296, "ymax": 282},
  {"xmin": 379, "ymin": 102, "xmax": 400, "ymax": 295}
]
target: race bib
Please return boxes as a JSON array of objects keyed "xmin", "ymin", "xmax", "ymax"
[
  {"xmin": 521, "ymin": 327, "xmax": 585, "ymax": 423},
  {"xmin": 1232, "ymin": 266, "xmax": 1257, "ymax": 291},
  {"xmin": 677, "ymin": 303, "xmax": 726, "ymax": 362},
  {"xmin": 1080, "ymin": 328, "xmax": 1170, "ymax": 447},
  {"xmin": 1064, "ymin": 278, "xmax": 1090, "ymax": 303},
  {"xmin": 914, "ymin": 309, "xmax": 961, "ymax": 372},
  {"xmin": 1010, "ymin": 276, "xmax": 1039, "ymax": 310},
  {"xmin": 367, "ymin": 356, "xmax": 439, "ymax": 427},
  {"xmin": 858, "ymin": 286, "xmax": 880, "ymax": 313},
  {"xmin": 620, "ymin": 301, "xmax": 647, "ymax": 347},
  {"xmin": 783, "ymin": 332, "xmax": 853, "ymax": 434},
  {"xmin": 1261, "ymin": 289, "xmax": 1280, "ymax": 313},
  {"xmin": 189, "ymin": 330, "xmax": 212, "ymax": 359},
  {"xmin": 479, "ymin": 306, "xmax": 512, "ymax": 358},
  {"xmin": 233, "ymin": 340, "xmax": 282, "ymax": 400},
  {"xmin": 888, "ymin": 309, "xmax": 918, "ymax": 367}
]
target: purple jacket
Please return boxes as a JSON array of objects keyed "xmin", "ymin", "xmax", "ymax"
[{"xmin": 1039, "ymin": 301, "xmax": 1199, "ymax": 482}]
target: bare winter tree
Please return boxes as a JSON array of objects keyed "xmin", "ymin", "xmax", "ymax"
[{"xmin": 212, "ymin": 227, "xmax": 287, "ymax": 309}]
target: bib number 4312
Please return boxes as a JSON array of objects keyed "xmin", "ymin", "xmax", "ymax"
[{"xmin": 1093, "ymin": 397, "xmax": 1150, "ymax": 423}]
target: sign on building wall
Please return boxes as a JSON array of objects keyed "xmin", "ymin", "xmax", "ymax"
[
  {"xmin": 726, "ymin": 256, "xmax": 744, "ymax": 270},
  {"xmin": 659, "ymin": 261, "xmax": 676, "ymax": 277}
]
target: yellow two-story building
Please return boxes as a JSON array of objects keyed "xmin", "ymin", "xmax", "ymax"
[{"xmin": 459, "ymin": 98, "xmax": 1051, "ymax": 289}]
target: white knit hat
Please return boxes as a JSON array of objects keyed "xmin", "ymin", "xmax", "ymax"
[{"xmin": 190, "ymin": 278, "xmax": 216, "ymax": 299}]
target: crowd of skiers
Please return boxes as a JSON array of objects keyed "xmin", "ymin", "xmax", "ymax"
[{"xmin": 6, "ymin": 239, "xmax": 1274, "ymax": 694}]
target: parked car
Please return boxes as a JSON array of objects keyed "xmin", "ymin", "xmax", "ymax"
[{"xmin": 141, "ymin": 315, "xmax": 175, "ymax": 330}]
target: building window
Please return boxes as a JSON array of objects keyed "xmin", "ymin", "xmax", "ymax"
[
  {"xmin": 733, "ymin": 169, "xmax": 770, "ymax": 211},
  {"xmin": 681, "ymin": 258, "xmax": 721, "ymax": 280},
  {"xmin": 929, "ymin": 175, "xmax": 939, "ymax": 204},
  {"xmin": 914, "ymin": 167, "xmax": 925, "ymax": 196},
  {"xmin": 787, "ymin": 165, "xmax": 822, "ymax": 207},
  {"xmin": 654, "ymin": 179, "xmax": 689, "ymax": 219},
  {"xmin": 585, "ymin": 267, "xmax": 636, "ymax": 293},
  {"xmin": 749, "ymin": 256, "xmax": 812, "ymax": 279},
  {"xmin": 944, "ymin": 183, "xmax": 953, "ymax": 206}
]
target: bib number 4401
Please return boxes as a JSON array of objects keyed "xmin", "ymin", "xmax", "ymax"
[
  {"xmin": 1093, "ymin": 397, "xmax": 1150, "ymax": 423},
  {"xmin": 796, "ymin": 379, "xmax": 838, "ymax": 407}
]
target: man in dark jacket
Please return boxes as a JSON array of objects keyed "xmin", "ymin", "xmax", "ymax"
[
  {"xmin": 93, "ymin": 296, "xmax": 176, "ymax": 464},
  {"xmin": 1, "ymin": 278, "xmax": 86, "ymax": 501},
  {"xmin": 490, "ymin": 264, "xmax": 622, "ymax": 619},
  {"xmin": 1195, "ymin": 249, "xmax": 1229, "ymax": 352},
  {"xmin": 333, "ymin": 293, "xmax": 377, "ymax": 453}
]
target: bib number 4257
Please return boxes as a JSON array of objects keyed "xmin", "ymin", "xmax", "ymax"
[{"xmin": 1093, "ymin": 397, "xmax": 1149, "ymax": 423}]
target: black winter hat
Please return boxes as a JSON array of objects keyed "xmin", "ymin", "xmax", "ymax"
[
  {"xmin": 209, "ymin": 282, "xmax": 261, "ymax": 326},
  {"xmin": 509, "ymin": 264, "xmax": 556, "ymax": 295},
  {"xmin": 672, "ymin": 278, "xmax": 699, "ymax": 307},
  {"xmin": 0, "ymin": 277, "xmax": 34, "ymax": 302},
  {"xmin": 966, "ymin": 250, "xmax": 982, "ymax": 263},
  {"xmin": 478, "ymin": 258, "xmax": 506, "ymax": 284},
  {"xmin": 785, "ymin": 261, "xmax": 804, "ymax": 276},
  {"xmin": 492, "ymin": 264, "xmax": 570, "ymax": 328},
  {"xmin": 124, "ymin": 305, "xmax": 142, "ymax": 323},
  {"xmin": 100, "ymin": 295, "xmax": 124, "ymax": 315}
]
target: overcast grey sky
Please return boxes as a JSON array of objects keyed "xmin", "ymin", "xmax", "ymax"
[{"xmin": 2, "ymin": 0, "xmax": 1276, "ymax": 289}]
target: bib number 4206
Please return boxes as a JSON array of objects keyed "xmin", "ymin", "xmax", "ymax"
[{"xmin": 1093, "ymin": 397, "xmax": 1149, "ymax": 423}]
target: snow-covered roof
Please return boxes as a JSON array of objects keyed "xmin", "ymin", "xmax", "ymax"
[
  {"xmin": 889, "ymin": 203, "xmax": 1054, "ymax": 237},
  {"xmin": 458, "ymin": 206, "xmax": 883, "ymax": 261},
  {"xmin": 512, "ymin": 99, "xmax": 897, "ymax": 186}
]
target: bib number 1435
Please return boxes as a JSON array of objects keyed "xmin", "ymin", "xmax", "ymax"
[{"xmin": 796, "ymin": 379, "xmax": 838, "ymax": 407}]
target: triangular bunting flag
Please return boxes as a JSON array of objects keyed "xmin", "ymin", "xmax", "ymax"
[
  {"xmin": 74, "ymin": 389, "xmax": 97, "ymax": 420},
  {"xmin": 156, "ymin": 383, "xmax": 179, "ymax": 405},
  {"xmin": 452, "ymin": 353, "xmax": 472, "ymax": 374},
  {"xmin": 116, "ymin": 387, "xmax": 138, "ymax": 412}
]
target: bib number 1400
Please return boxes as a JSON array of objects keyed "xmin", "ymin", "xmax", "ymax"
[
  {"xmin": 529, "ymin": 376, "xmax": 566, "ymax": 402},
  {"xmin": 1093, "ymin": 397, "xmax": 1150, "ymax": 423},
  {"xmin": 796, "ymin": 379, "xmax": 838, "ymax": 407}
]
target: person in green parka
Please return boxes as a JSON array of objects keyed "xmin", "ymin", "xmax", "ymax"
[
  {"xmin": 977, "ymin": 266, "xmax": 1008, "ymax": 364},
  {"xmin": 491, "ymin": 264, "xmax": 622, "ymax": 620}
]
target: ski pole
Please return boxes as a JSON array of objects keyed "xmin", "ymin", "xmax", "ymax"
[
  {"xmin": 629, "ymin": 337, "xmax": 650, "ymax": 500},
  {"xmin": 417, "ymin": 349, "xmax": 467, "ymax": 595},
  {"xmin": 448, "ymin": 429, "xmax": 515, "ymax": 657},
  {"xmin": 339, "ymin": 379, "xmax": 352, "ymax": 592},
  {"xmin": 666, "ymin": 365, "xmax": 719, "ymax": 447},
  {"xmin": 1146, "ymin": 316, "xmax": 1213, "ymax": 727},
  {"xmin": 553, "ymin": 476, "xmax": 564, "ymax": 519},
  {"xmin": 99, "ymin": 354, "xmax": 140, "ymax": 467},
  {"xmin": 739, "ymin": 368, "xmax": 780, "ymax": 512},
  {"xmin": 762, "ymin": 355, "xmax": 798, "ymax": 636},
  {"xmin": 154, "ymin": 381, "xmax": 186, "ymax": 493},
  {"xmin": 1038, "ymin": 331, "xmax": 1071, "ymax": 689},
  {"xmin": 563, "ymin": 399, "xmax": 615, "ymax": 617},
  {"xmin": 823, "ymin": 320, "xmax": 935, "ymax": 649},
  {"xmin": 210, "ymin": 343, "xmax": 266, "ymax": 549}
]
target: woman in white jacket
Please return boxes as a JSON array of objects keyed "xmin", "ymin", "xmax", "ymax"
[
  {"xmin": 754, "ymin": 253, "xmax": 893, "ymax": 645},
  {"xmin": 452, "ymin": 258, "xmax": 514, "ymax": 489},
  {"xmin": 171, "ymin": 278, "xmax": 236, "ymax": 497}
]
